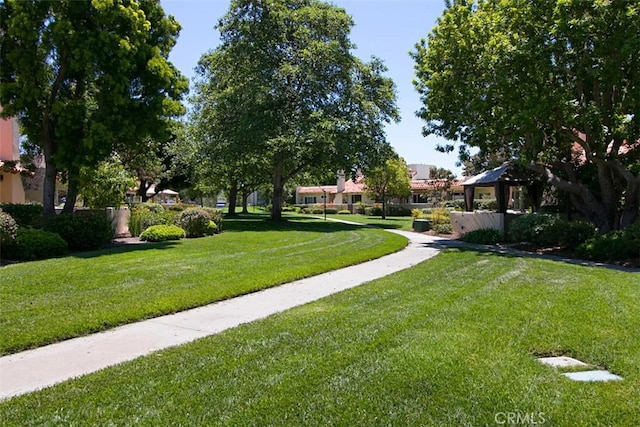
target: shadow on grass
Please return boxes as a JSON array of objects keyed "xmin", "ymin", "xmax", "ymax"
[
  {"xmin": 70, "ymin": 240, "xmax": 181, "ymax": 260},
  {"xmin": 419, "ymin": 238, "xmax": 640, "ymax": 273},
  {"xmin": 223, "ymin": 212, "xmax": 362, "ymax": 233}
]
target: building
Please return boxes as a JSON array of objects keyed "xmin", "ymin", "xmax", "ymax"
[{"xmin": 0, "ymin": 106, "xmax": 26, "ymax": 204}]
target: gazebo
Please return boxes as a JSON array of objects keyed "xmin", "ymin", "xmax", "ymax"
[{"xmin": 462, "ymin": 163, "xmax": 544, "ymax": 213}]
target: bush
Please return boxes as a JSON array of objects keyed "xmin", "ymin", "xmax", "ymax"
[
  {"xmin": 429, "ymin": 208, "xmax": 450, "ymax": 225},
  {"xmin": 140, "ymin": 225, "xmax": 186, "ymax": 242},
  {"xmin": 178, "ymin": 208, "xmax": 213, "ymax": 238},
  {"xmin": 129, "ymin": 207, "xmax": 176, "ymax": 237},
  {"xmin": 387, "ymin": 205, "xmax": 412, "ymax": 216},
  {"xmin": 444, "ymin": 200, "xmax": 465, "ymax": 210},
  {"xmin": 338, "ymin": 210, "xmax": 351, "ymax": 215},
  {"xmin": 461, "ymin": 228, "xmax": 503, "ymax": 245},
  {"xmin": 354, "ymin": 202, "xmax": 366, "ymax": 215},
  {"xmin": 559, "ymin": 221, "xmax": 597, "ymax": 249},
  {"xmin": 200, "ymin": 207, "xmax": 223, "ymax": 232},
  {"xmin": 365, "ymin": 206, "xmax": 384, "ymax": 216},
  {"xmin": 507, "ymin": 213, "xmax": 565, "ymax": 246},
  {"xmin": 3, "ymin": 228, "xmax": 68, "ymax": 261},
  {"xmin": 432, "ymin": 223, "xmax": 453, "ymax": 235},
  {"xmin": 324, "ymin": 207, "xmax": 338, "ymax": 215},
  {"xmin": 206, "ymin": 220, "xmax": 218, "ymax": 235},
  {"xmin": 42, "ymin": 212, "xmax": 114, "ymax": 251},
  {"xmin": 0, "ymin": 209, "xmax": 18, "ymax": 247},
  {"xmin": 474, "ymin": 199, "xmax": 498, "ymax": 211},
  {"xmin": 136, "ymin": 202, "xmax": 165, "ymax": 213},
  {"xmin": 576, "ymin": 221, "xmax": 640, "ymax": 262},
  {"xmin": 0, "ymin": 203, "xmax": 43, "ymax": 227}
]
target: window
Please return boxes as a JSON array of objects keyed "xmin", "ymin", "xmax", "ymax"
[
  {"xmin": 351, "ymin": 195, "xmax": 362, "ymax": 204},
  {"xmin": 304, "ymin": 196, "xmax": 317, "ymax": 204}
]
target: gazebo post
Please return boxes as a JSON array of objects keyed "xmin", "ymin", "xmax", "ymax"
[{"xmin": 464, "ymin": 186, "xmax": 474, "ymax": 212}]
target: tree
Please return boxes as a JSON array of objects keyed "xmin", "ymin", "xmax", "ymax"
[
  {"xmin": 364, "ymin": 156, "xmax": 411, "ymax": 219},
  {"xmin": 193, "ymin": 0, "xmax": 399, "ymax": 221},
  {"xmin": 426, "ymin": 166, "xmax": 456, "ymax": 206},
  {"xmin": 412, "ymin": 0, "xmax": 640, "ymax": 232},
  {"xmin": 0, "ymin": 0, "xmax": 188, "ymax": 216},
  {"xmin": 78, "ymin": 155, "xmax": 135, "ymax": 209}
]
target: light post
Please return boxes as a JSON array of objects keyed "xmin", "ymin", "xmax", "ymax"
[{"xmin": 322, "ymin": 189, "xmax": 327, "ymax": 221}]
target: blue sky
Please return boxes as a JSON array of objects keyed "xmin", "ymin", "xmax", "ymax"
[{"xmin": 161, "ymin": 0, "xmax": 464, "ymax": 176}]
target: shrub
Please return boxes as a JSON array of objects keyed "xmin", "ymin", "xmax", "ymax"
[
  {"xmin": 429, "ymin": 208, "xmax": 450, "ymax": 225},
  {"xmin": 387, "ymin": 205, "xmax": 412, "ymax": 216},
  {"xmin": 559, "ymin": 221, "xmax": 597, "ymax": 249},
  {"xmin": 576, "ymin": 221, "xmax": 640, "ymax": 262},
  {"xmin": 0, "ymin": 203, "xmax": 43, "ymax": 227},
  {"xmin": 3, "ymin": 228, "xmax": 68, "ymax": 260},
  {"xmin": 201, "ymin": 207, "xmax": 223, "ymax": 232},
  {"xmin": 461, "ymin": 228, "xmax": 503, "ymax": 245},
  {"xmin": 206, "ymin": 220, "xmax": 218, "ymax": 235},
  {"xmin": 365, "ymin": 206, "xmax": 384, "ymax": 216},
  {"xmin": 178, "ymin": 208, "xmax": 212, "ymax": 238},
  {"xmin": 324, "ymin": 207, "xmax": 338, "ymax": 215},
  {"xmin": 354, "ymin": 202, "xmax": 366, "ymax": 215},
  {"xmin": 338, "ymin": 210, "xmax": 351, "ymax": 215},
  {"xmin": 0, "ymin": 209, "xmax": 18, "ymax": 247},
  {"xmin": 507, "ymin": 213, "xmax": 565, "ymax": 246},
  {"xmin": 140, "ymin": 224, "xmax": 186, "ymax": 242},
  {"xmin": 129, "ymin": 207, "xmax": 176, "ymax": 237},
  {"xmin": 474, "ymin": 199, "xmax": 498, "ymax": 211},
  {"xmin": 432, "ymin": 223, "xmax": 453, "ymax": 235},
  {"xmin": 444, "ymin": 199, "xmax": 465, "ymax": 210},
  {"xmin": 42, "ymin": 212, "xmax": 114, "ymax": 251},
  {"xmin": 136, "ymin": 202, "xmax": 165, "ymax": 213}
]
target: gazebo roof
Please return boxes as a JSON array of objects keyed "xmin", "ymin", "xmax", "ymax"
[{"xmin": 463, "ymin": 163, "xmax": 536, "ymax": 187}]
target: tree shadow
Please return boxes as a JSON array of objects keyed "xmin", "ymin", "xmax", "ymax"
[
  {"xmin": 223, "ymin": 213, "xmax": 362, "ymax": 233},
  {"xmin": 419, "ymin": 238, "xmax": 640, "ymax": 273},
  {"xmin": 70, "ymin": 240, "xmax": 181, "ymax": 260}
]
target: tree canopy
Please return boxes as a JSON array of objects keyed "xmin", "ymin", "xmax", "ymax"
[
  {"xmin": 192, "ymin": 0, "xmax": 399, "ymax": 220},
  {"xmin": 412, "ymin": 0, "xmax": 640, "ymax": 231},
  {"xmin": 0, "ymin": 0, "xmax": 188, "ymax": 215},
  {"xmin": 364, "ymin": 156, "xmax": 411, "ymax": 219}
]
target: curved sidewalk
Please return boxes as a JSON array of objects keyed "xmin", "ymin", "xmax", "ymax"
[{"xmin": 0, "ymin": 230, "xmax": 445, "ymax": 401}]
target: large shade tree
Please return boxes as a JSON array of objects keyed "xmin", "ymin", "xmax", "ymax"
[
  {"xmin": 193, "ymin": 0, "xmax": 399, "ymax": 221},
  {"xmin": 0, "ymin": 0, "xmax": 187, "ymax": 216},
  {"xmin": 412, "ymin": 0, "xmax": 640, "ymax": 232}
]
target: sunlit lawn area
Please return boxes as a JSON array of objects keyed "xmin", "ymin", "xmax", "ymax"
[
  {"xmin": 0, "ymin": 213, "xmax": 407, "ymax": 355},
  {"xmin": 2, "ymin": 249, "xmax": 638, "ymax": 425}
]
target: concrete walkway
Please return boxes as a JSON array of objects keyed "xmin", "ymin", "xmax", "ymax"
[{"xmin": 0, "ymin": 229, "xmax": 445, "ymax": 401}]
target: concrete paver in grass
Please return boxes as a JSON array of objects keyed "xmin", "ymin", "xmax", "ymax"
[
  {"xmin": 537, "ymin": 356, "xmax": 589, "ymax": 368},
  {"xmin": 0, "ymin": 230, "xmax": 444, "ymax": 401},
  {"xmin": 537, "ymin": 356, "xmax": 623, "ymax": 382}
]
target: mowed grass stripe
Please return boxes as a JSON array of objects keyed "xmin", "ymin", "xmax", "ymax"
[
  {"xmin": 0, "ymin": 217, "xmax": 406, "ymax": 354},
  {"xmin": 1, "ymin": 250, "xmax": 638, "ymax": 425}
]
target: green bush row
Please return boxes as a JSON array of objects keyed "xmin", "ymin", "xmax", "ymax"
[
  {"xmin": 576, "ymin": 221, "xmax": 640, "ymax": 262},
  {"xmin": 1, "ymin": 209, "xmax": 112, "ymax": 260}
]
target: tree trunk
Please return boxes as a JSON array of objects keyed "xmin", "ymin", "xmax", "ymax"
[
  {"xmin": 62, "ymin": 168, "xmax": 80, "ymax": 214},
  {"xmin": 227, "ymin": 181, "xmax": 238, "ymax": 216},
  {"xmin": 381, "ymin": 194, "xmax": 387, "ymax": 219},
  {"xmin": 42, "ymin": 116, "xmax": 57, "ymax": 217},
  {"xmin": 272, "ymin": 160, "xmax": 284, "ymax": 221},
  {"xmin": 620, "ymin": 177, "xmax": 640, "ymax": 229},
  {"xmin": 242, "ymin": 190, "xmax": 249, "ymax": 214}
]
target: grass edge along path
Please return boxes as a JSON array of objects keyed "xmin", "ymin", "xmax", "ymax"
[
  {"xmin": 1, "ymin": 249, "xmax": 638, "ymax": 425},
  {"xmin": 0, "ymin": 215, "xmax": 407, "ymax": 355}
]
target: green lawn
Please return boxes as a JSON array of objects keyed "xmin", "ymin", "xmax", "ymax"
[
  {"xmin": 323, "ymin": 213, "xmax": 415, "ymax": 230},
  {"xmin": 2, "ymin": 249, "xmax": 638, "ymax": 425},
  {"xmin": 0, "ymin": 214, "xmax": 407, "ymax": 355}
]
